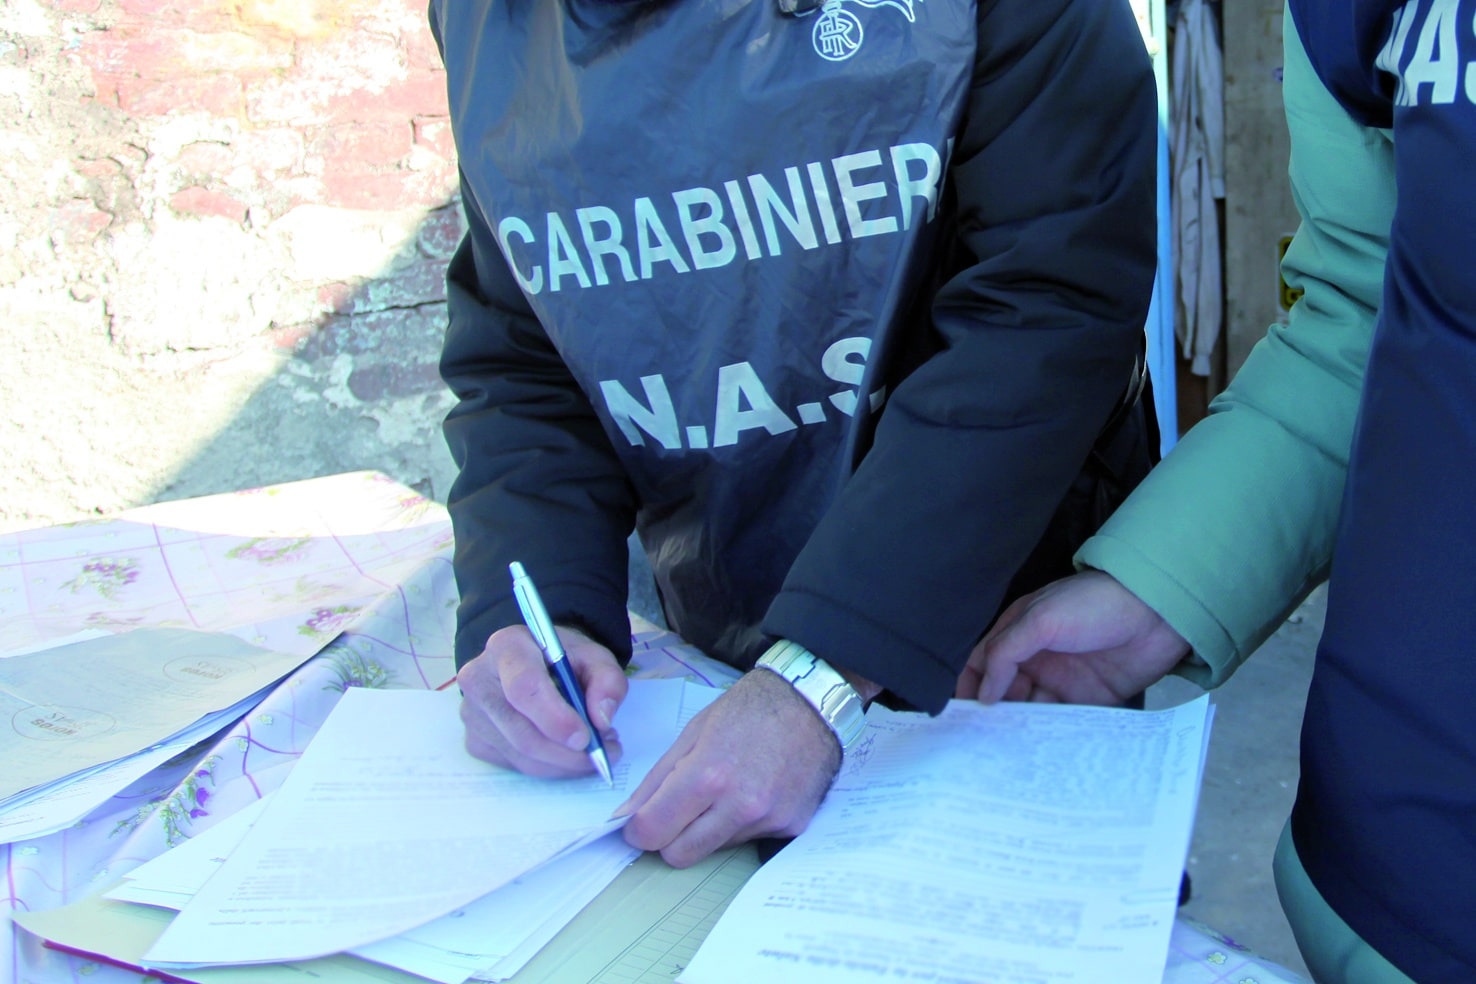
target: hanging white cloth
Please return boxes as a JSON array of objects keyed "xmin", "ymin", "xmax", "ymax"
[{"xmin": 1170, "ymin": 0, "xmax": 1224, "ymax": 376}]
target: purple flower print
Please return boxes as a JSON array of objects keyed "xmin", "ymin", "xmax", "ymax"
[
  {"xmin": 226, "ymin": 536, "xmax": 312, "ymax": 565},
  {"xmin": 111, "ymin": 754, "xmax": 222, "ymax": 846},
  {"xmin": 63, "ymin": 558, "xmax": 141, "ymax": 601},
  {"xmin": 299, "ymin": 604, "xmax": 360, "ymax": 638}
]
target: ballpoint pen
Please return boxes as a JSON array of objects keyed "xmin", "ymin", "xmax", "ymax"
[{"xmin": 508, "ymin": 561, "xmax": 615, "ymax": 787}]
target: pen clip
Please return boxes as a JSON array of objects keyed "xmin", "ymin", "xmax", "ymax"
[
  {"xmin": 509, "ymin": 561, "xmax": 566, "ymax": 663},
  {"xmin": 512, "ymin": 580, "xmax": 555, "ymax": 653}
]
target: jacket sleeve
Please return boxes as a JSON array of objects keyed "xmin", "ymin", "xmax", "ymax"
[
  {"xmin": 1075, "ymin": 9, "xmax": 1394, "ymax": 688},
  {"xmin": 763, "ymin": 0, "xmax": 1159, "ymax": 713},
  {"xmin": 428, "ymin": 4, "xmax": 637, "ymax": 669},
  {"xmin": 439, "ymin": 175, "xmax": 639, "ymax": 669}
]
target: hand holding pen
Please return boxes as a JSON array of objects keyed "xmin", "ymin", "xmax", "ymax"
[{"xmin": 508, "ymin": 562, "xmax": 615, "ymax": 786}]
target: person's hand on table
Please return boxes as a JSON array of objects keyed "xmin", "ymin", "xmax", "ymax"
[
  {"xmin": 616, "ymin": 667, "xmax": 843, "ymax": 868},
  {"xmin": 956, "ymin": 569, "xmax": 1191, "ymax": 706},
  {"xmin": 458, "ymin": 623, "xmax": 627, "ymax": 778}
]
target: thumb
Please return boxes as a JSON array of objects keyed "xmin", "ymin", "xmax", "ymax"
[
  {"xmin": 555, "ymin": 627, "xmax": 628, "ymax": 733},
  {"xmin": 577, "ymin": 655, "xmax": 628, "ymax": 733}
]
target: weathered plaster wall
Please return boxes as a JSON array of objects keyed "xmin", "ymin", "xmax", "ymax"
[{"xmin": 0, "ymin": 0, "xmax": 462, "ymax": 530}]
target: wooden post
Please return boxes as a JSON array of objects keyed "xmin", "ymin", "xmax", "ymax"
[{"xmin": 1221, "ymin": 1, "xmax": 1299, "ymax": 387}]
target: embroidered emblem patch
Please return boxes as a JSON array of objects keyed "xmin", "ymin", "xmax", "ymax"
[{"xmin": 806, "ymin": 0, "xmax": 917, "ymax": 62}]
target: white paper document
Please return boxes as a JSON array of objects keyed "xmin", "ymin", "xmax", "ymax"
[
  {"xmin": 357, "ymin": 833, "xmax": 640, "ymax": 983},
  {"xmin": 143, "ymin": 678, "xmax": 719, "ymax": 968},
  {"xmin": 0, "ymin": 628, "xmax": 302, "ymax": 805},
  {"xmin": 110, "ymin": 793, "xmax": 642, "ymax": 983},
  {"xmin": 107, "ymin": 796, "xmax": 273, "ymax": 907},
  {"xmin": 0, "ymin": 690, "xmax": 262, "ymax": 842},
  {"xmin": 682, "ymin": 696, "xmax": 1212, "ymax": 984}
]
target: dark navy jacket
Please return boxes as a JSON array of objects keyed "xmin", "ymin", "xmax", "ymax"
[
  {"xmin": 431, "ymin": 0, "xmax": 1157, "ymax": 713},
  {"xmin": 1290, "ymin": 1, "xmax": 1476, "ymax": 978}
]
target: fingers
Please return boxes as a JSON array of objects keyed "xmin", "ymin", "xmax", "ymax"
[
  {"xmin": 976, "ymin": 596, "xmax": 1052, "ymax": 704},
  {"xmin": 617, "ymin": 714, "xmax": 715, "ymax": 860},
  {"xmin": 957, "ymin": 594, "xmax": 1028, "ymax": 700},
  {"xmin": 1000, "ymin": 665, "xmax": 1036, "ymax": 703},
  {"xmin": 573, "ymin": 645, "xmax": 628, "ymax": 735},
  {"xmin": 458, "ymin": 624, "xmax": 625, "ymax": 778},
  {"xmin": 621, "ymin": 757, "xmax": 731, "ymax": 867},
  {"xmin": 964, "ymin": 573, "xmax": 1198, "ymax": 711},
  {"xmin": 619, "ymin": 671, "xmax": 838, "ymax": 868},
  {"xmin": 625, "ymin": 761, "xmax": 817, "ymax": 869},
  {"xmin": 647, "ymin": 797, "xmax": 788, "ymax": 869},
  {"xmin": 459, "ymin": 691, "xmax": 579, "ymax": 776},
  {"xmin": 613, "ymin": 724, "xmax": 691, "ymax": 820},
  {"xmin": 955, "ymin": 663, "xmax": 983, "ymax": 700},
  {"xmin": 499, "ymin": 644, "xmax": 594, "ymax": 750}
]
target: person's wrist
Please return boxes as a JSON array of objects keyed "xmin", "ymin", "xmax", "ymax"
[
  {"xmin": 835, "ymin": 665, "xmax": 883, "ymax": 704},
  {"xmin": 755, "ymin": 641, "xmax": 867, "ymax": 752}
]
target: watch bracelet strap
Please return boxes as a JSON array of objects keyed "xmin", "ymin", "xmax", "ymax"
[{"xmin": 755, "ymin": 640, "xmax": 867, "ymax": 751}]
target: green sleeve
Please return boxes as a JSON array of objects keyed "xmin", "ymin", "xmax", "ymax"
[{"xmin": 1075, "ymin": 10, "xmax": 1394, "ymax": 688}]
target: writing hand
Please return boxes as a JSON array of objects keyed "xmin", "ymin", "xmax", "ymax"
[
  {"xmin": 458, "ymin": 623, "xmax": 627, "ymax": 778},
  {"xmin": 616, "ymin": 667, "xmax": 841, "ymax": 868},
  {"xmin": 956, "ymin": 569, "xmax": 1191, "ymax": 706}
]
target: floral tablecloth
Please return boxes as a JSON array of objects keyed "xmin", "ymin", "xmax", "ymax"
[{"xmin": 3, "ymin": 472, "xmax": 1306, "ymax": 984}]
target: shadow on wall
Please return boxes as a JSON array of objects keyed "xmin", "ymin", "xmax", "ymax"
[
  {"xmin": 136, "ymin": 204, "xmax": 667, "ymax": 628},
  {"xmin": 0, "ymin": 0, "xmax": 463, "ymax": 522},
  {"xmin": 147, "ymin": 201, "xmax": 464, "ymax": 509},
  {"xmin": 0, "ymin": 0, "xmax": 664, "ymax": 624}
]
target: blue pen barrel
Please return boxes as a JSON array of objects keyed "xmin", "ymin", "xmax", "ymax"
[{"xmin": 508, "ymin": 562, "xmax": 614, "ymax": 786}]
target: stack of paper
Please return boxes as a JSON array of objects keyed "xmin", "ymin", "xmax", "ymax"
[
  {"xmin": 14, "ymin": 680, "xmax": 1211, "ymax": 984},
  {"xmin": 682, "ymin": 695, "xmax": 1213, "ymax": 983},
  {"xmin": 139, "ymin": 681, "xmax": 717, "ymax": 970},
  {"xmin": 15, "ymin": 839, "xmax": 764, "ymax": 984},
  {"xmin": 0, "ymin": 628, "xmax": 311, "ymax": 842},
  {"xmin": 107, "ymin": 796, "xmax": 644, "ymax": 983},
  {"xmin": 12, "ymin": 679, "xmax": 722, "ymax": 983},
  {"xmin": 0, "ymin": 471, "xmax": 456, "ymax": 843}
]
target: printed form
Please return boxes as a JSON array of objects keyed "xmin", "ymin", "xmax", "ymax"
[
  {"xmin": 109, "ymin": 794, "xmax": 643, "ymax": 983},
  {"xmin": 682, "ymin": 696, "xmax": 1213, "ymax": 984},
  {"xmin": 142, "ymin": 678, "xmax": 718, "ymax": 968}
]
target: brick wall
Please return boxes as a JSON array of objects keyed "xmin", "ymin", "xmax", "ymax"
[
  {"xmin": 0, "ymin": 0, "xmax": 466, "ymax": 526},
  {"xmin": 68, "ymin": 0, "xmax": 459, "ymax": 349}
]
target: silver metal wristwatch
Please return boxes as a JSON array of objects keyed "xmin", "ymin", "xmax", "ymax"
[{"xmin": 755, "ymin": 640, "xmax": 867, "ymax": 752}]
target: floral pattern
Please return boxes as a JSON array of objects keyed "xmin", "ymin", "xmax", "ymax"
[
  {"xmin": 62, "ymin": 559, "xmax": 140, "ymax": 600},
  {"xmin": 2, "ymin": 472, "xmax": 1308, "ymax": 983},
  {"xmin": 112, "ymin": 755, "xmax": 221, "ymax": 847},
  {"xmin": 226, "ymin": 536, "xmax": 312, "ymax": 565},
  {"xmin": 322, "ymin": 647, "xmax": 392, "ymax": 691},
  {"xmin": 299, "ymin": 604, "xmax": 361, "ymax": 638}
]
